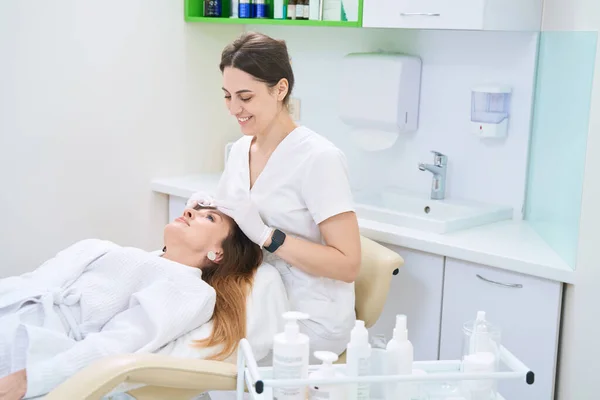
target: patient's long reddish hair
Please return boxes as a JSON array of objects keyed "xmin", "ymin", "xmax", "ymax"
[{"xmin": 192, "ymin": 220, "xmax": 263, "ymax": 360}]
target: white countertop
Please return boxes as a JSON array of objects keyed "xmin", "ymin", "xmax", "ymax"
[{"xmin": 151, "ymin": 174, "xmax": 575, "ymax": 284}]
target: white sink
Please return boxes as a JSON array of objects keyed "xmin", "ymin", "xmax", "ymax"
[{"xmin": 354, "ymin": 189, "xmax": 513, "ymax": 234}]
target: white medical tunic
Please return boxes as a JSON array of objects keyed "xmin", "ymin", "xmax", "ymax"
[{"xmin": 217, "ymin": 126, "xmax": 356, "ymax": 355}]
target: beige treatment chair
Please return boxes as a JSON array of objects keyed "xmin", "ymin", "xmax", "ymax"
[{"xmin": 45, "ymin": 236, "xmax": 404, "ymax": 400}]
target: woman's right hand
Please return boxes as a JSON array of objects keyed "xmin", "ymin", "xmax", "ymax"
[{"xmin": 186, "ymin": 191, "xmax": 216, "ymax": 208}]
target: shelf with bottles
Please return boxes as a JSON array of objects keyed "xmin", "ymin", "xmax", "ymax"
[
  {"xmin": 236, "ymin": 338, "xmax": 533, "ymax": 400},
  {"xmin": 184, "ymin": 0, "xmax": 363, "ymax": 27}
]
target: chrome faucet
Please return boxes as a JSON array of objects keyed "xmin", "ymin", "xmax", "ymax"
[{"xmin": 419, "ymin": 151, "xmax": 447, "ymax": 200}]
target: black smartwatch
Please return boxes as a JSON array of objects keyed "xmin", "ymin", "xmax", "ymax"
[{"xmin": 264, "ymin": 229, "xmax": 286, "ymax": 253}]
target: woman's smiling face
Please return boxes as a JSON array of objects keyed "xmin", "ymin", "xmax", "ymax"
[{"xmin": 222, "ymin": 66, "xmax": 285, "ymax": 136}]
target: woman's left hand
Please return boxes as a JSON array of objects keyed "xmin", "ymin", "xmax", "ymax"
[
  {"xmin": 217, "ymin": 199, "xmax": 273, "ymax": 248},
  {"xmin": 0, "ymin": 369, "xmax": 27, "ymax": 400}
]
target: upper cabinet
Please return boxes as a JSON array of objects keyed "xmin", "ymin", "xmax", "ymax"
[{"xmin": 362, "ymin": 0, "xmax": 543, "ymax": 31}]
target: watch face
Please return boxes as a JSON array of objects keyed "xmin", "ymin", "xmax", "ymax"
[
  {"xmin": 273, "ymin": 229, "xmax": 283, "ymax": 243},
  {"xmin": 275, "ymin": 229, "xmax": 286, "ymax": 244},
  {"xmin": 266, "ymin": 229, "xmax": 286, "ymax": 252}
]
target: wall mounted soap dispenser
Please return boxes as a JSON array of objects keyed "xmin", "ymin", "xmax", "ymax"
[{"xmin": 471, "ymin": 85, "xmax": 512, "ymax": 139}]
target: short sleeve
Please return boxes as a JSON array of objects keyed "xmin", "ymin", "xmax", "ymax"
[{"xmin": 302, "ymin": 148, "xmax": 355, "ymax": 225}]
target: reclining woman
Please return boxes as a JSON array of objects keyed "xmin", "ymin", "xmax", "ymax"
[{"xmin": 0, "ymin": 204, "xmax": 263, "ymax": 400}]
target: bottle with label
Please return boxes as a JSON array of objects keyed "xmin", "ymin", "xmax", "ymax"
[
  {"xmin": 272, "ymin": 311, "xmax": 310, "ymax": 400},
  {"xmin": 346, "ymin": 320, "xmax": 372, "ymax": 400},
  {"xmin": 287, "ymin": 0, "xmax": 297, "ymax": 19},
  {"xmin": 238, "ymin": 0, "xmax": 251, "ymax": 18},
  {"xmin": 302, "ymin": 0, "xmax": 310, "ymax": 20},
  {"xmin": 230, "ymin": 0, "xmax": 239, "ymax": 17},
  {"xmin": 255, "ymin": 0, "xmax": 267, "ymax": 18},
  {"xmin": 308, "ymin": 0, "xmax": 320, "ymax": 19},
  {"xmin": 274, "ymin": 0, "xmax": 285, "ymax": 18},
  {"xmin": 204, "ymin": 0, "xmax": 222, "ymax": 17},
  {"xmin": 369, "ymin": 334, "xmax": 388, "ymax": 399},
  {"xmin": 295, "ymin": 0, "xmax": 305, "ymax": 20}
]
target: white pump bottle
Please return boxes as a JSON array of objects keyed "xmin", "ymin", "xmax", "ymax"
[
  {"xmin": 272, "ymin": 311, "xmax": 310, "ymax": 400},
  {"xmin": 308, "ymin": 351, "xmax": 346, "ymax": 400}
]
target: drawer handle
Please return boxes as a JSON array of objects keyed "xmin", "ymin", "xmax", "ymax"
[
  {"xmin": 476, "ymin": 274, "xmax": 523, "ymax": 289},
  {"xmin": 400, "ymin": 12, "xmax": 441, "ymax": 17}
]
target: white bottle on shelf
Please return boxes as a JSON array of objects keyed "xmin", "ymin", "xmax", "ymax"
[
  {"xmin": 308, "ymin": 351, "xmax": 346, "ymax": 400},
  {"xmin": 309, "ymin": 0, "xmax": 321, "ymax": 20},
  {"xmin": 462, "ymin": 311, "xmax": 501, "ymax": 400},
  {"xmin": 272, "ymin": 311, "xmax": 310, "ymax": 400},
  {"xmin": 468, "ymin": 311, "xmax": 498, "ymax": 355},
  {"xmin": 385, "ymin": 314, "xmax": 414, "ymax": 400},
  {"xmin": 273, "ymin": 0, "xmax": 285, "ymax": 18},
  {"xmin": 346, "ymin": 320, "xmax": 372, "ymax": 400},
  {"xmin": 322, "ymin": 0, "xmax": 342, "ymax": 21}
]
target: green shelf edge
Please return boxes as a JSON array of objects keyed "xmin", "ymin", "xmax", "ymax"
[
  {"xmin": 185, "ymin": 16, "xmax": 360, "ymax": 27},
  {"xmin": 185, "ymin": 0, "xmax": 364, "ymax": 27}
]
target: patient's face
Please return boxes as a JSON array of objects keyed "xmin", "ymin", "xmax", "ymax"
[{"xmin": 164, "ymin": 206, "xmax": 233, "ymax": 261}]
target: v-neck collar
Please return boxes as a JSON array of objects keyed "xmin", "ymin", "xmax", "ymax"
[{"xmin": 245, "ymin": 127, "xmax": 302, "ymax": 193}]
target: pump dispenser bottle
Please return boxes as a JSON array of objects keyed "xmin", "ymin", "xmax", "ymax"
[
  {"xmin": 461, "ymin": 311, "xmax": 501, "ymax": 400},
  {"xmin": 272, "ymin": 311, "xmax": 310, "ymax": 400},
  {"xmin": 308, "ymin": 351, "xmax": 346, "ymax": 400},
  {"xmin": 385, "ymin": 314, "xmax": 414, "ymax": 400},
  {"xmin": 346, "ymin": 320, "xmax": 372, "ymax": 400}
]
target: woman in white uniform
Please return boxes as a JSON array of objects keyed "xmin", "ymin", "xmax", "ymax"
[{"xmin": 188, "ymin": 31, "xmax": 361, "ymax": 358}]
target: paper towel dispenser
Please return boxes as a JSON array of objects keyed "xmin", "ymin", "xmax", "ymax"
[{"xmin": 338, "ymin": 52, "xmax": 422, "ymax": 133}]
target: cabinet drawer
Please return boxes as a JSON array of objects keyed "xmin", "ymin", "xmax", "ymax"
[
  {"xmin": 440, "ymin": 259, "xmax": 562, "ymax": 400},
  {"xmin": 363, "ymin": 0, "xmax": 485, "ymax": 30}
]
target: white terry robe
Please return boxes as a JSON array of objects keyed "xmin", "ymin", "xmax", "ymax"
[{"xmin": 0, "ymin": 239, "xmax": 216, "ymax": 399}]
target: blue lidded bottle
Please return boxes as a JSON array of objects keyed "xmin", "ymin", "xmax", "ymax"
[
  {"xmin": 255, "ymin": 0, "xmax": 268, "ymax": 18},
  {"xmin": 239, "ymin": 0, "xmax": 251, "ymax": 18}
]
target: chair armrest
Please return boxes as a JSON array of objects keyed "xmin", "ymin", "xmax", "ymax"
[
  {"xmin": 44, "ymin": 353, "xmax": 237, "ymax": 400},
  {"xmin": 357, "ymin": 236, "xmax": 404, "ymax": 328},
  {"xmin": 359, "ymin": 235, "xmax": 404, "ymax": 275}
]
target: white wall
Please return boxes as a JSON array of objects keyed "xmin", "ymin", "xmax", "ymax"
[
  {"xmin": 543, "ymin": 0, "xmax": 600, "ymax": 31},
  {"xmin": 0, "ymin": 0, "xmax": 242, "ymax": 276},
  {"xmin": 541, "ymin": 0, "xmax": 600, "ymax": 398},
  {"xmin": 246, "ymin": 25, "xmax": 539, "ymax": 217}
]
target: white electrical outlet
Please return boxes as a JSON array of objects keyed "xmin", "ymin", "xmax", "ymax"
[{"xmin": 289, "ymin": 97, "xmax": 301, "ymax": 121}]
